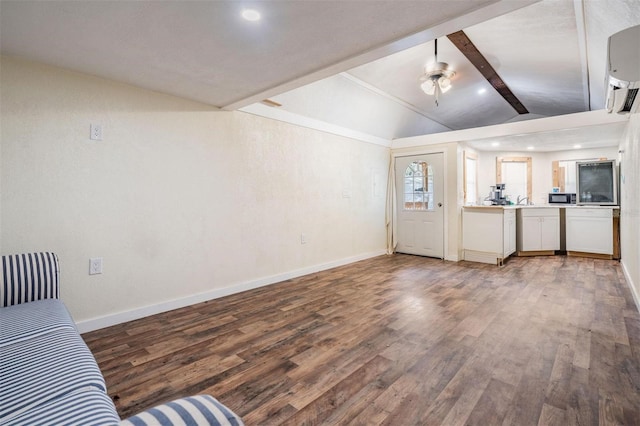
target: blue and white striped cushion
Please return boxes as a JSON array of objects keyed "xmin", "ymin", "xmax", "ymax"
[
  {"xmin": 0, "ymin": 299, "xmax": 77, "ymax": 347},
  {"xmin": 1, "ymin": 252, "xmax": 60, "ymax": 307},
  {"xmin": 120, "ymin": 395, "xmax": 244, "ymax": 426},
  {"xmin": 0, "ymin": 328, "xmax": 107, "ymax": 423},
  {"xmin": 3, "ymin": 387, "xmax": 120, "ymax": 426}
]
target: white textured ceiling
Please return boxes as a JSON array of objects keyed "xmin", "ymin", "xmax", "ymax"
[
  {"xmin": 464, "ymin": 121, "xmax": 628, "ymax": 152},
  {"xmin": 345, "ymin": 0, "xmax": 588, "ymax": 130},
  {"xmin": 266, "ymin": 0, "xmax": 640, "ymax": 144},
  {"xmin": 0, "ymin": 0, "xmax": 504, "ymax": 108},
  {"xmin": 1, "ymin": 0, "xmax": 639, "ymax": 148}
]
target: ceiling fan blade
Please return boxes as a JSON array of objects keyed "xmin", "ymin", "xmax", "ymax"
[{"xmin": 447, "ymin": 30, "xmax": 529, "ymax": 115}]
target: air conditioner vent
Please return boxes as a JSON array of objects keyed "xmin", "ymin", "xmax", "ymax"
[
  {"xmin": 605, "ymin": 24, "xmax": 640, "ymax": 114},
  {"xmin": 622, "ymin": 88, "xmax": 638, "ymax": 113}
]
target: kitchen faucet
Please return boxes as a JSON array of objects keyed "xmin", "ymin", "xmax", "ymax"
[{"xmin": 517, "ymin": 195, "xmax": 529, "ymax": 205}]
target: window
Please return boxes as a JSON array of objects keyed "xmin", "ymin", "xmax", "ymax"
[
  {"xmin": 404, "ymin": 161, "xmax": 434, "ymax": 210},
  {"xmin": 463, "ymin": 151, "xmax": 477, "ymax": 205},
  {"xmin": 496, "ymin": 157, "xmax": 532, "ymax": 202}
]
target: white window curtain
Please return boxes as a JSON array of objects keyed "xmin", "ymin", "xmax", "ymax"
[{"xmin": 385, "ymin": 156, "xmax": 397, "ymax": 254}]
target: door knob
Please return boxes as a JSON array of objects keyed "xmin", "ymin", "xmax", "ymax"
[{"xmin": 438, "ymin": 202, "xmax": 443, "ymax": 207}]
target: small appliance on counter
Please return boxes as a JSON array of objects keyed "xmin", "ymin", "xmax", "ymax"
[
  {"xmin": 548, "ymin": 192, "xmax": 576, "ymax": 204},
  {"xmin": 487, "ymin": 183, "xmax": 508, "ymax": 205}
]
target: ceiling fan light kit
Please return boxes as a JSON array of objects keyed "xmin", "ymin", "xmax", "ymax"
[
  {"xmin": 420, "ymin": 62, "xmax": 455, "ymax": 94},
  {"xmin": 420, "ymin": 39, "xmax": 455, "ymax": 106}
]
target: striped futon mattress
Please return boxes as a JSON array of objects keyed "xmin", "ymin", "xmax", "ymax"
[{"xmin": 1, "ymin": 252, "xmax": 243, "ymax": 425}]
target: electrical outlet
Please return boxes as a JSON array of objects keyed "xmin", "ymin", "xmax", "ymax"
[
  {"xmin": 89, "ymin": 257, "xmax": 103, "ymax": 275},
  {"xmin": 90, "ymin": 124, "xmax": 103, "ymax": 141}
]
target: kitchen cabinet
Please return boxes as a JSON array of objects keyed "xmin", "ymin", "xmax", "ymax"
[
  {"xmin": 504, "ymin": 209, "xmax": 516, "ymax": 258},
  {"xmin": 463, "ymin": 207, "xmax": 516, "ymax": 265},
  {"xmin": 566, "ymin": 208, "xmax": 613, "ymax": 257},
  {"xmin": 517, "ymin": 208, "xmax": 560, "ymax": 254}
]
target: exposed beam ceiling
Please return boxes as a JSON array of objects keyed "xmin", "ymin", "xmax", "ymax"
[
  {"xmin": 1, "ymin": 0, "xmax": 639, "ymax": 148},
  {"xmin": 222, "ymin": 0, "xmax": 541, "ymax": 110},
  {"xmin": 270, "ymin": 0, "xmax": 639, "ymax": 144},
  {"xmin": 447, "ymin": 30, "xmax": 529, "ymax": 114}
]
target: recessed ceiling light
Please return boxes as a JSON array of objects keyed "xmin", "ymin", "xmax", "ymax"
[
  {"xmin": 242, "ymin": 9, "xmax": 261, "ymax": 21},
  {"xmin": 527, "ymin": 146, "xmax": 535, "ymax": 150},
  {"xmin": 478, "ymin": 88, "xmax": 487, "ymax": 95},
  {"xmin": 573, "ymin": 144, "xmax": 582, "ymax": 149},
  {"xmin": 491, "ymin": 142, "xmax": 500, "ymax": 147}
]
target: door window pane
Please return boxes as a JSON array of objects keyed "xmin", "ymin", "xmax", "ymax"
[{"xmin": 404, "ymin": 161, "xmax": 433, "ymax": 211}]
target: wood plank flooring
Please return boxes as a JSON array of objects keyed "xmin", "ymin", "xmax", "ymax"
[{"xmin": 83, "ymin": 254, "xmax": 640, "ymax": 425}]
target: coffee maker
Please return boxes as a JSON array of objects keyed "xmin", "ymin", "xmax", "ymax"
[{"xmin": 489, "ymin": 183, "xmax": 508, "ymax": 205}]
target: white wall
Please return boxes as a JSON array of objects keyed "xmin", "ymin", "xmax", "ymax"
[
  {"xmin": 619, "ymin": 114, "xmax": 640, "ymax": 308},
  {"xmin": 0, "ymin": 56, "xmax": 389, "ymax": 329},
  {"xmin": 476, "ymin": 147, "xmax": 619, "ymax": 205}
]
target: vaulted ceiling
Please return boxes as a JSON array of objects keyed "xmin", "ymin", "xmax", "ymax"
[
  {"xmin": 256, "ymin": 0, "xmax": 640, "ymax": 142},
  {"xmin": 0, "ymin": 0, "xmax": 513, "ymax": 107},
  {"xmin": 2, "ymin": 0, "xmax": 639, "ymax": 147}
]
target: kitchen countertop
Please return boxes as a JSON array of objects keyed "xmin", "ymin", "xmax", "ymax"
[
  {"xmin": 463, "ymin": 205, "xmax": 519, "ymax": 211},
  {"xmin": 463, "ymin": 204, "xmax": 620, "ymax": 210}
]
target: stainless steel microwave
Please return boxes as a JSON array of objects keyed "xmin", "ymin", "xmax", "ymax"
[{"xmin": 548, "ymin": 193, "xmax": 576, "ymax": 204}]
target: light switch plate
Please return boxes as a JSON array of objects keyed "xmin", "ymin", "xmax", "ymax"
[{"xmin": 89, "ymin": 257, "xmax": 103, "ymax": 275}]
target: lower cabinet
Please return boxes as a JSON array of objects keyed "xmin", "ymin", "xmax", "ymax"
[
  {"xmin": 566, "ymin": 208, "xmax": 613, "ymax": 256},
  {"xmin": 517, "ymin": 208, "xmax": 560, "ymax": 254},
  {"xmin": 463, "ymin": 206, "xmax": 617, "ymax": 264},
  {"xmin": 463, "ymin": 207, "xmax": 516, "ymax": 265}
]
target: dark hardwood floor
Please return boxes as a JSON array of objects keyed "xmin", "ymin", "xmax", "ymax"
[{"xmin": 83, "ymin": 254, "xmax": 640, "ymax": 425}]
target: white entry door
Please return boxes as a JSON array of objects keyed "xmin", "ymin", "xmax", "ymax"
[{"xmin": 395, "ymin": 153, "xmax": 444, "ymax": 258}]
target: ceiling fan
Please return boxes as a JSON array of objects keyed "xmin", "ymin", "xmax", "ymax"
[
  {"xmin": 420, "ymin": 38, "xmax": 456, "ymax": 106},
  {"xmin": 419, "ymin": 30, "xmax": 529, "ymax": 114}
]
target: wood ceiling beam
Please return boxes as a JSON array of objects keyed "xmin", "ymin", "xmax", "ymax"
[{"xmin": 447, "ymin": 30, "xmax": 529, "ymax": 114}]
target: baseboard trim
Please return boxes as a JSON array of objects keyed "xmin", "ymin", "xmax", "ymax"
[
  {"xmin": 462, "ymin": 249, "xmax": 502, "ymax": 265},
  {"xmin": 77, "ymin": 249, "xmax": 387, "ymax": 334},
  {"xmin": 621, "ymin": 259, "xmax": 640, "ymax": 314},
  {"xmin": 516, "ymin": 250, "xmax": 556, "ymax": 257},
  {"xmin": 567, "ymin": 251, "xmax": 613, "ymax": 260}
]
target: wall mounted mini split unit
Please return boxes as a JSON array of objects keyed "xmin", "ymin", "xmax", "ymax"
[{"xmin": 605, "ymin": 24, "xmax": 640, "ymax": 114}]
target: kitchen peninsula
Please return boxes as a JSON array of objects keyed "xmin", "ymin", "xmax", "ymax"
[{"xmin": 462, "ymin": 205, "xmax": 620, "ymax": 265}]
